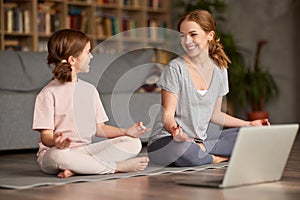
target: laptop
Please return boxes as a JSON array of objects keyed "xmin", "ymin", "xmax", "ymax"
[{"xmin": 177, "ymin": 124, "xmax": 299, "ymax": 188}]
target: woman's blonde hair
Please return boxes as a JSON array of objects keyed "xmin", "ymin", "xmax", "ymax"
[{"xmin": 177, "ymin": 9, "xmax": 231, "ymax": 69}]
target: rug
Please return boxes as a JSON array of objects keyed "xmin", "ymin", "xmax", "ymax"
[{"xmin": 0, "ymin": 153, "xmax": 227, "ymax": 190}]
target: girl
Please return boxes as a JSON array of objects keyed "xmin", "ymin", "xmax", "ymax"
[
  {"xmin": 33, "ymin": 29, "xmax": 150, "ymax": 178},
  {"xmin": 147, "ymin": 10, "xmax": 269, "ymax": 167}
]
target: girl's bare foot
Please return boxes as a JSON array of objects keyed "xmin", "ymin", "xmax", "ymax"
[
  {"xmin": 116, "ymin": 157, "xmax": 149, "ymax": 172},
  {"xmin": 57, "ymin": 169, "xmax": 75, "ymax": 178},
  {"xmin": 212, "ymin": 155, "xmax": 229, "ymax": 164}
]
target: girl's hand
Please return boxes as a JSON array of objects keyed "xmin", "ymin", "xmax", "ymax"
[
  {"xmin": 54, "ymin": 132, "xmax": 72, "ymax": 149},
  {"xmin": 248, "ymin": 118, "xmax": 270, "ymax": 126},
  {"xmin": 125, "ymin": 122, "xmax": 151, "ymax": 138},
  {"xmin": 172, "ymin": 125, "xmax": 191, "ymax": 142}
]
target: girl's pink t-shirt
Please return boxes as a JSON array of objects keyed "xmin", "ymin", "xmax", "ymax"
[{"xmin": 32, "ymin": 79, "xmax": 108, "ymax": 148}]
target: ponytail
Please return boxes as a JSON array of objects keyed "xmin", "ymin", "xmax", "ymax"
[
  {"xmin": 52, "ymin": 62, "xmax": 72, "ymax": 83},
  {"xmin": 209, "ymin": 37, "xmax": 231, "ymax": 69}
]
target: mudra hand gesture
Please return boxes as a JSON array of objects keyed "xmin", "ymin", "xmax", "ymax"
[{"xmin": 125, "ymin": 122, "xmax": 151, "ymax": 138}]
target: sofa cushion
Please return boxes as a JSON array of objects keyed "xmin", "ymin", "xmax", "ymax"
[
  {"xmin": 0, "ymin": 49, "xmax": 154, "ymax": 93},
  {"xmin": 88, "ymin": 49, "xmax": 154, "ymax": 94},
  {"xmin": 0, "ymin": 51, "xmax": 52, "ymax": 92}
]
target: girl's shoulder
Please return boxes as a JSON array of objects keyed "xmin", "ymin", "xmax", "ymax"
[
  {"xmin": 78, "ymin": 79, "xmax": 94, "ymax": 87},
  {"xmin": 36, "ymin": 79, "xmax": 59, "ymax": 100},
  {"xmin": 78, "ymin": 79, "xmax": 98, "ymax": 92},
  {"xmin": 38, "ymin": 79, "xmax": 59, "ymax": 93}
]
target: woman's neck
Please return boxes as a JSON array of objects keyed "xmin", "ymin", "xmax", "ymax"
[{"xmin": 183, "ymin": 53, "xmax": 213, "ymax": 70}]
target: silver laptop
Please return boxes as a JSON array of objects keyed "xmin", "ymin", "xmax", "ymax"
[{"xmin": 177, "ymin": 124, "xmax": 299, "ymax": 188}]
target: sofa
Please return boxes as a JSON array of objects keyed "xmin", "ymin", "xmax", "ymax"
[{"xmin": 0, "ymin": 49, "xmax": 161, "ymax": 150}]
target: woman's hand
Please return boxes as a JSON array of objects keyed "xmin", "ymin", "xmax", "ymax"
[
  {"xmin": 125, "ymin": 122, "xmax": 151, "ymax": 138},
  {"xmin": 54, "ymin": 132, "xmax": 72, "ymax": 149},
  {"xmin": 248, "ymin": 118, "xmax": 270, "ymax": 126},
  {"xmin": 172, "ymin": 125, "xmax": 191, "ymax": 142}
]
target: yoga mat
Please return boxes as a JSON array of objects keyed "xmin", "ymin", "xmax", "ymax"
[{"xmin": 0, "ymin": 154, "xmax": 227, "ymax": 190}]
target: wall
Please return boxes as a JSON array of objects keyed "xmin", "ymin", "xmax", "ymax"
[
  {"xmin": 295, "ymin": 0, "xmax": 300, "ymax": 123},
  {"xmin": 222, "ymin": 0, "xmax": 299, "ymax": 123},
  {"xmin": 172, "ymin": 0, "xmax": 300, "ymax": 123}
]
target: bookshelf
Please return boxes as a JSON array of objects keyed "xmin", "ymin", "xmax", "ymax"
[
  {"xmin": 0, "ymin": 0, "xmax": 171, "ymax": 57},
  {"xmin": 0, "ymin": 0, "xmax": 36, "ymax": 51}
]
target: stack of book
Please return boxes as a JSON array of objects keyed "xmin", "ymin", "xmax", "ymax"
[
  {"xmin": 95, "ymin": 14, "xmax": 120, "ymax": 38},
  {"xmin": 67, "ymin": 8, "xmax": 89, "ymax": 33},
  {"xmin": 37, "ymin": 2, "xmax": 59, "ymax": 34},
  {"xmin": 148, "ymin": 0, "xmax": 161, "ymax": 9},
  {"xmin": 4, "ymin": 3, "xmax": 30, "ymax": 33},
  {"xmin": 122, "ymin": 15, "xmax": 137, "ymax": 38}
]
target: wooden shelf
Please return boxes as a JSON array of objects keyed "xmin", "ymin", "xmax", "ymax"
[{"xmin": 0, "ymin": 0, "xmax": 170, "ymax": 54}]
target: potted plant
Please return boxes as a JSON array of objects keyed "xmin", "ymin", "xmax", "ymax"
[{"xmin": 243, "ymin": 40, "xmax": 279, "ymax": 120}]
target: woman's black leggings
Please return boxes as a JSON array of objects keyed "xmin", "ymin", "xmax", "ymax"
[{"xmin": 147, "ymin": 128, "xmax": 239, "ymax": 167}]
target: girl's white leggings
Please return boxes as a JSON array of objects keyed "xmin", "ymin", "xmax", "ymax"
[{"xmin": 38, "ymin": 136, "xmax": 142, "ymax": 175}]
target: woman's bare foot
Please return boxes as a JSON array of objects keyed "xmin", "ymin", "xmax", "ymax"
[
  {"xmin": 57, "ymin": 169, "xmax": 75, "ymax": 178},
  {"xmin": 198, "ymin": 143, "xmax": 206, "ymax": 152},
  {"xmin": 212, "ymin": 155, "xmax": 229, "ymax": 164},
  {"xmin": 116, "ymin": 157, "xmax": 149, "ymax": 172}
]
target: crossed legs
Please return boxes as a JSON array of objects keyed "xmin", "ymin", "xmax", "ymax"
[
  {"xmin": 40, "ymin": 136, "xmax": 148, "ymax": 178},
  {"xmin": 147, "ymin": 128, "xmax": 239, "ymax": 167}
]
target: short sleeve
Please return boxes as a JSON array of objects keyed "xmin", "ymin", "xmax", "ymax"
[
  {"xmin": 157, "ymin": 60, "xmax": 181, "ymax": 94},
  {"xmin": 94, "ymin": 89, "xmax": 109, "ymax": 124},
  {"xmin": 32, "ymin": 93, "xmax": 54, "ymax": 130},
  {"xmin": 218, "ymin": 68, "xmax": 229, "ymax": 97}
]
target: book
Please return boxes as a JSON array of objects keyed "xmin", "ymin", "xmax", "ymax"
[
  {"xmin": 96, "ymin": 16, "xmax": 105, "ymax": 38},
  {"xmin": 37, "ymin": 2, "xmax": 57, "ymax": 34},
  {"xmin": 103, "ymin": 16, "xmax": 112, "ymax": 37},
  {"xmin": 23, "ymin": 9, "xmax": 30, "ymax": 33},
  {"xmin": 148, "ymin": 18, "xmax": 158, "ymax": 40},
  {"xmin": 6, "ymin": 9, "xmax": 13, "ymax": 33}
]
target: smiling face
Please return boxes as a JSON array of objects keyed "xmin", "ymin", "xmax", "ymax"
[{"xmin": 179, "ymin": 20, "xmax": 214, "ymax": 58}]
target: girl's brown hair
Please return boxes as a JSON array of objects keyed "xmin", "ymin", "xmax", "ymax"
[
  {"xmin": 177, "ymin": 10, "xmax": 231, "ymax": 69},
  {"xmin": 47, "ymin": 29, "xmax": 90, "ymax": 83}
]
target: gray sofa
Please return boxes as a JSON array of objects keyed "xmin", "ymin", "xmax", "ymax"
[{"xmin": 0, "ymin": 50, "xmax": 160, "ymax": 150}]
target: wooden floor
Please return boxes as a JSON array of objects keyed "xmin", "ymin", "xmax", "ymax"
[{"xmin": 1, "ymin": 135, "xmax": 300, "ymax": 200}]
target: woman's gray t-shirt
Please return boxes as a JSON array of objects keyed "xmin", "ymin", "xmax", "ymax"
[{"xmin": 148, "ymin": 56, "xmax": 229, "ymax": 146}]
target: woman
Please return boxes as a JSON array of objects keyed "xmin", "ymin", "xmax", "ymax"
[
  {"xmin": 33, "ymin": 29, "xmax": 150, "ymax": 178},
  {"xmin": 147, "ymin": 10, "xmax": 268, "ymax": 167}
]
